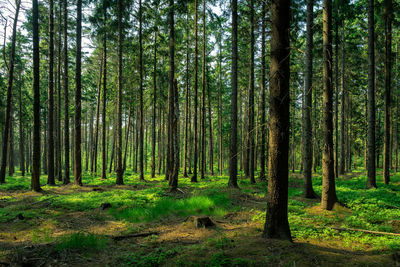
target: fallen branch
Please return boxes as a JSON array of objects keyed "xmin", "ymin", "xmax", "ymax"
[
  {"xmin": 111, "ymin": 232, "xmax": 158, "ymax": 241},
  {"xmin": 330, "ymin": 227, "xmax": 400, "ymax": 237}
]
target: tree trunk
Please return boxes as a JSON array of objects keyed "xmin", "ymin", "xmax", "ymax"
[
  {"xmin": 123, "ymin": 106, "xmax": 132, "ymax": 171},
  {"xmin": 183, "ymin": 8, "xmax": 189, "ymax": 178},
  {"xmin": 115, "ymin": 0, "xmax": 124, "ymax": 184},
  {"xmin": 228, "ymin": 0, "xmax": 238, "ymax": 189},
  {"xmin": 366, "ymin": 0, "xmax": 376, "ymax": 188},
  {"xmin": 19, "ymin": 76, "xmax": 24, "ymax": 176},
  {"xmin": 92, "ymin": 56, "xmax": 103, "ymax": 174},
  {"xmin": 321, "ymin": 0, "xmax": 338, "ymax": 211},
  {"xmin": 101, "ymin": 15, "xmax": 107, "ymax": 179},
  {"xmin": 207, "ymin": 71, "xmax": 214, "ymax": 175},
  {"xmin": 247, "ymin": 0, "xmax": 255, "ymax": 184},
  {"xmin": 262, "ymin": 0, "xmax": 291, "ymax": 240},
  {"xmin": 47, "ymin": 0, "xmax": 55, "ymax": 185},
  {"xmin": 191, "ymin": 0, "xmax": 199, "ymax": 183},
  {"xmin": 383, "ymin": 0, "xmax": 392, "ymax": 185},
  {"xmin": 339, "ymin": 19, "xmax": 346, "ymax": 175},
  {"xmin": 63, "ymin": 0, "xmax": 70, "ymax": 185},
  {"xmin": 259, "ymin": 1, "xmax": 266, "ymax": 181},
  {"xmin": 138, "ymin": 0, "xmax": 144, "ymax": 181},
  {"xmin": 302, "ymin": 0, "xmax": 317, "ymax": 198},
  {"xmin": 32, "ymin": 0, "xmax": 41, "ymax": 192},
  {"xmin": 0, "ymin": 0, "xmax": 20, "ymax": 183},
  {"xmin": 200, "ymin": 0, "xmax": 206, "ymax": 180},
  {"xmin": 151, "ymin": 26, "xmax": 157, "ymax": 178},
  {"xmin": 74, "ymin": 0, "xmax": 82, "ymax": 186},
  {"xmin": 56, "ymin": 0, "xmax": 62, "ymax": 181}
]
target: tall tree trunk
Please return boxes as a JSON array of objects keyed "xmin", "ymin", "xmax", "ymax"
[
  {"xmin": 259, "ymin": 1, "xmax": 266, "ymax": 181},
  {"xmin": 19, "ymin": 77, "xmax": 24, "ymax": 176},
  {"xmin": 200, "ymin": 0, "xmax": 206, "ymax": 180},
  {"xmin": 47, "ymin": 0, "xmax": 55, "ymax": 185},
  {"xmin": 138, "ymin": 0, "xmax": 144, "ymax": 181},
  {"xmin": 248, "ymin": 0, "xmax": 255, "ymax": 184},
  {"xmin": 302, "ymin": 0, "xmax": 317, "ymax": 198},
  {"xmin": 183, "ymin": 8, "xmax": 189, "ymax": 178},
  {"xmin": 56, "ymin": 0, "xmax": 62, "ymax": 181},
  {"xmin": 0, "ymin": 0, "xmax": 20, "ymax": 183},
  {"xmin": 334, "ymin": 0, "xmax": 339, "ymax": 179},
  {"xmin": 32, "ymin": 0, "xmax": 41, "ymax": 192},
  {"xmin": 207, "ymin": 73, "xmax": 213, "ymax": 175},
  {"xmin": 383, "ymin": 0, "xmax": 392, "ymax": 185},
  {"xmin": 367, "ymin": 0, "xmax": 377, "ymax": 188},
  {"xmin": 321, "ymin": 0, "xmax": 338, "ymax": 210},
  {"xmin": 262, "ymin": 0, "xmax": 291, "ymax": 240},
  {"xmin": 167, "ymin": 0, "xmax": 178, "ymax": 190},
  {"xmin": 9, "ymin": 108, "xmax": 14, "ymax": 176},
  {"xmin": 63, "ymin": 0, "xmax": 70, "ymax": 185},
  {"xmin": 218, "ymin": 24, "xmax": 223, "ymax": 176},
  {"xmin": 339, "ymin": 19, "xmax": 346, "ymax": 175},
  {"xmin": 228, "ymin": 0, "xmax": 238, "ymax": 188},
  {"xmin": 74, "ymin": 0, "xmax": 82, "ymax": 186},
  {"xmin": 151, "ymin": 26, "xmax": 158, "ymax": 178},
  {"xmin": 92, "ymin": 56, "xmax": 103, "ymax": 174},
  {"xmin": 123, "ymin": 106, "xmax": 132, "ymax": 171},
  {"xmin": 116, "ymin": 0, "xmax": 124, "ymax": 184},
  {"xmin": 101, "ymin": 15, "xmax": 107, "ymax": 179},
  {"xmin": 191, "ymin": 0, "xmax": 199, "ymax": 183}
]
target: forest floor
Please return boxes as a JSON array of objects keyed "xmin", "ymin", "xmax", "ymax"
[{"xmin": 0, "ymin": 168, "xmax": 400, "ymax": 266}]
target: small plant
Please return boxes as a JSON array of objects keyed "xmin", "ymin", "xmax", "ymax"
[{"xmin": 55, "ymin": 232, "xmax": 108, "ymax": 251}]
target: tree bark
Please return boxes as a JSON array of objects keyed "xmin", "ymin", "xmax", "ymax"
[
  {"xmin": 101, "ymin": 13, "xmax": 107, "ymax": 179},
  {"xmin": 200, "ymin": 0, "xmax": 206, "ymax": 180},
  {"xmin": 74, "ymin": 0, "xmax": 82, "ymax": 186},
  {"xmin": 191, "ymin": 0, "xmax": 199, "ymax": 183},
  {"xmin": 321, "ymin": 0, "xmax": 338, "ymax": 210},
  {"xmin": 116, "ymin": 0, "xmax": 124, "ymax": 185},
  {"xmin": 302, "ymin": 0, "xmax": 317, "ymax": 198},
  {"xmin": 63, "ymin": 0, "xmax": 70, "ymax": 185},
  {"xmin": 366, "ymin": 0, "xmax": 377, "ymax": 188},
  {"xmin": 32, "ymin": 0, "xmax": 41, "ymax": 192},
  {"xmin": 383, "ymin": 0, "xmax": 392, "ymax": 185},
  {"xmin": 228, "ymin": 0, "xmax": 238, "ymax": 188},
  {"xmin": 138, "ymin": 0, "xmax": 144, "ymax": 181},
  {"xmin": 0, "ymin": 0, "xmax": 20, "ymax": 184},
  {"xmin": 262, "ymin": 0, "xmax": 291, "ymax": 240},
  {"xmin": 247, "ymin": 0, "xmax": 255, "ymax": 184},
  {"xmin": 151, "ymin": 29, "xmax": 158, "ymax": 178}
]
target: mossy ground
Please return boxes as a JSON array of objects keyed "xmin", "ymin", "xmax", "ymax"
[{"xmin": 0, "ymin": 168, "xmax": 399, "ymax": 266}]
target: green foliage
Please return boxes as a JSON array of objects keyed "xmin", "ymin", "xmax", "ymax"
[
  {"xmin": 55, "ymin": 233, "xmax": 108, "ymax": 252},
  {"xmin": 120, "ymin": 247, "xmax": 177, "ymax": 266}
]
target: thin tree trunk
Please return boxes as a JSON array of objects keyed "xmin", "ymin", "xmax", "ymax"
[
  {"xmin": 183, "ymin": 8, "xmax": 189, "ymax": 178},
  {"xmin": 383, "ymin": 0, "xmax": 392, "ymax": 185},
  {"xmin": 151, "ymin": 28, "xmax": 157, "ymax": 178},
  {"xmin": 92, "ymin": 56, "xmax": 103, "ymax": 174},
  {"xmin": 228, "ymin": 0, "xmax": 238, "ymax": 188},
  {"xmin": 74, "ymin": 0, "xmax": 82, "ymax": 186},
  {"xmin": 200, "ymin": 0, "xmax": 206, "ymax": 180},
  {"xmin": 191, "ymin": 0, "xmax": 199, "ymax": 183},
  {"xmin": 56, "ymin": 0, "xmax": 62, "ymax": 181},
  {"xmin": 63, "ymin": 0, "xmax": 70, "ymax": 185},
  {"xmin": 0, "ymin": 0, "xmax": 20, "ymax": 183},
  {"xmin": 32, "ymin": 0, "xmax": 41, "ymax": 191},
  {"xmin": 101, "ymin": 14, "xmax": 107, "ymax": 179},
  {"xmin": 248, "ymin": 0, "xmax": 255, "ymax": 184},
  {"xmin": 19, "ymin": 76, "xmax": 24, "ymax": 176},
  {"xmin": 259, "ymin": 0, "xmax": 266, "ymax": 181},
  {"xmin": 123, "ymin": 106, "xmax": 132, "ymax": 171},
  {"xmin": 138, "ymin": 0, "xmax": 144, "ymax": 181}
]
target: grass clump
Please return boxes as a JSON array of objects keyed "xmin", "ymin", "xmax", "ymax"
[{"xmin": 55, "ymin": 232, "xmax": 108, "ymax": 251}]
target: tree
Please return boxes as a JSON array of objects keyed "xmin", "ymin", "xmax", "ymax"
[
  {"xmin": 262, "ymin": 0, "xmax": 291, "ymax": 240},
  {"xmin": 138, "ymin": 0, "xmax": 144, "ymax": 181},
  {"xmin": 302, "ymin": 0, "xmax": 317, "ymax": 198},
  {"xmin": 0, "ymin": 0, "xmax": 20, "ymax": 184},
  {"xmin": 101, "ymin": 3, "xmax": 108, "ymax": 180},
  {"xmin": 115, "ymin": 0, "xmax": 124, "ymax": 185},
  {"xmin": 259, "ymin": 0, "xmax": 266, "ymax": 182},
  {"xmin": 63, "ymin": 0, "xmax": 70, "ymax": 185},
  {"xmin": 383, "ymin": 0, "xmax": 392, "ymax": 185},
  {"xmin": 228, "ymin": 0, "xmax": 238, "ymax": 189},
  {"xmin": 151, "ymin": 24, "xmax": 158, "ymax": 179},
  {"xmin": 191, "ymin": 0, "xmax": 199, "ymax": 183},
  {"xmin": 47, "ymin": 0, "xmax": 55, "ymax": 185},
  {"xmin": 366, "ymin": 0, "xmax": 377, "ymax": 189},
  {"xmin": 247, "ymin": 0, "xmax": 255, "ymax": 184},
  {"xmin": 321, "ymin": 0, "xmax": 338, "ymax": 210},
  {"xmin": 31, "ymin": 0, "xmax": 42, "ymax": 192},
  {"xmin": 200, "ymin": 0, "xmax": 206, "ymax": 180}
]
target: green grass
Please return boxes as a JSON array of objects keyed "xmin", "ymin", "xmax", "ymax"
[{"xmin": 55, "ymin": 232, "xmax": 108, "ymax": 251}]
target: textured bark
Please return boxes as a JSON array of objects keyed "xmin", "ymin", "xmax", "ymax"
[
  {"xmin": 138, "ymin": 0, "xmax": 144, "ymax": 181},
  {"xmin": 47, "ymin": 0, "xmax": 55, "ymax": 185},
  {"xmin": 74, "ymin": 0, "xmax": 82, "ymax": 186},
  {"xmin": 321, "ymin": 0, "xmax": 338, "ymax": 211},
  {"xmin": 32, "ymin": 0, "xmax": 41, "ymax": 192},
  {"xmin": 116, "ymin": 0, "xmax": 124, "ymax": 185},
  {"xmin": 63, "ymin": 0, "xmax": 70, "ymax": 185},
  {"xmin": 228, "ymin": 0, "xmax": 238, "ymax": 188},
  {"xmin": 366, "ymin": 0, "xmax": 377, "ymax": 188},
  {"xmin": 91, "ymin": 56, "xmax": 103, "ymax": 174},
  {"xmin": 200, "ymin": 0, "xmax": 206, "ymax": 180},
  {"xmin": 262, "ymin": 0, "xmax": 291, "ymax": 240},
  {"xmin": 191, "ymin": 0, "xmax": 198, "ymax": 183},
  {"xmin": 101, "ymin": 18, "xmax": 107, "ymax": 179},
  {"xmin": 123, "ymin": 106, "xmax": 132, "ymax": 171},
  {"xmin": 207, "ymin": 70, "xmax": 213, "ymax": 175},
  {"xmin": 19, "ymin": 77, "xmax": 24, "ymax": 176},
  {"xmin": 183, "ymin": 9, "xmax": 189, "ymax": 178},
  {"xmin": 218, "ymin": 24, "xmax": 223, "ymax": 176},
  {"xmin": 151, "ymin": 29, "xmax": 157, "ymax": 178},
  {"xmin": 259, "ymin": 1, "xmax": 266, "ymax": 181},
  {"xmin": 339, "ymin": 19, "xmax": 346, "ymax": 175},
  {"xmin": 302, "ymin": 0, "xmax": 317, "ymax": 198},
  {"xmin": 0, "ymin": 0, "xmax": 20, "ymax": 183},
  {"xmin": 56, "ymin": 0, "xmax": 62, "ymax": 181},
  {"xmin": 334, "ymin": 1, "xmax": 339, "ymax": 179},
  {"xmin": 248, "ymin": 0, "xmax": 255, "ymax": 184},
  {"xmin": 383, "ymin": 0, "xmax": 392, "ymax": 185}
]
